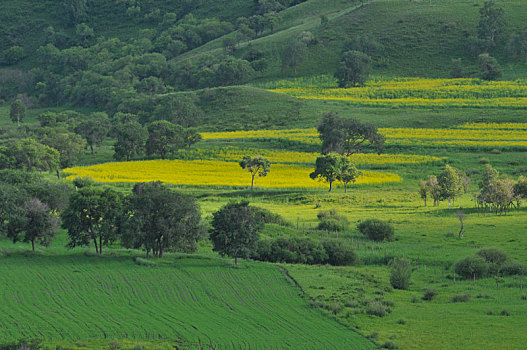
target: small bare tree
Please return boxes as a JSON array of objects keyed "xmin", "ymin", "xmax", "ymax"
[{"xmin": 457, "ymin": 207, "xmax": 465, "ymax": 239}]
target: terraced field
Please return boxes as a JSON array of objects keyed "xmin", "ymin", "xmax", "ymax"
[{"xmin": 0, "ymin": 250, "xmax": 375, "ymax": 349}]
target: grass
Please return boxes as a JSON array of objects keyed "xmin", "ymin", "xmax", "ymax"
[{"xmin": 0, "ymin": 237, "xmax": 374, "ymax": 349}]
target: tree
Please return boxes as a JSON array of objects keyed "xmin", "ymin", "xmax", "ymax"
[
  {"xmin": 450, "ymin": 58, "xmax": 464, "ymax": 78},
  {"xmin": 0, "ymin": 184, "xmax": 28, "ymax": 236},
  {"xmin": 339, "ymin": 157, "xmax": 361, "ymax": 193},
  {"xmin": 427, "ymin": 175, "xmax": 442, "ymax": 206},
  {"xmin": 507, "ymin": 31, "xmax": 527, "ymax": 62},
  {"xmin": 210, "ymin": 201, "xmax": 264, "ymax": 265},
  {"xmin": 222, "ymin": 37, "xmax": 236, "ymax": 54},
  {"xmin": 281, "ymin": 40, "xmax": 307, "ymax": 75},
  {"xmin": 215, "ymin": 57, "xmax": 255, "ymax": 86},
  {"xmin": 62, "ymin": 186, "xmax": 122, "ymax": 254},
  {"xmin": 317, "ymin": 112, "xmax": 385, "ymax": 155},
  {"xmin": 335, "ymin": 50, "xmax": 371, "ymax": 87},
  {"xmin": 113, "ymin": 122, "xmax": 147, "ymax": 161},
  {"xmin": 239, "ymin": 155, "xmax": 271, "ymax": 190},
  {"xmin": 0, "ymin": 139, "xmax": 60, "ymax": 173},
  {"xmin": 310, "ymin": 153, "xmax": 342, "ymax": 192},
  {"xmin": 183, "ymin": 128, "xmax": 202, "ymax": 149},
  {"xmin": 477, "ymin": 1, "xmax": 505, "ymax": 52},
  {"xmin": 7, "ymin": 198, "xmax": 58, "ymax": 251},
  {"xmin": 457, "ymin": 207, "xmax": 465, "ymax": 239},
  {"xmin": 419, "ymin": 180, "xmax": 428, "ymax": 207},
  {"xmin": 437, "ymin": 165, "xmax": 464, "ymax": 209},
  {"xmin": 123, "ymin": 182, "xmax": 203, "ymax": 258},
  {"xmin": 145, "ymin": 120, "xmax": 184, "ymax": 159},
  {"xmin": 75, "ymin": 114, "xmax": 110, "ymax": 155},
  {"xmin": 36, "ymin": 127, "xmax": 86, "ymax": 169},
  {"xmin": 9, "ymin": 99, "xmax": 25, "ymax": 127},
  {"xmin": 478, "ymin": 53, "xmax": 502, "ymax": 81}
]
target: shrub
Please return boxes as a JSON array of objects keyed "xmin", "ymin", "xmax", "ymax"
[
  {"xmin": 500, "ymin": 310, "xmax": 510, "ymax": 316},
  {"xmin": 423, "ymin": 289, "xmax": 438, "ymax": 301},
  {"xmin": 358, "ymin": 219, "xmax": 394, "ymax": 241},
  {"xmin": 251, "ymin": 206, "xmax": 290, "ymax": 227},
  {"xmin": 327, "ymin": 302, "xmax": 344, "ymax": 315},
  {"xmin": 317, "ymin": 209, "xmax": 349, "ymax": 232},
  {"xmin": 454, "ymin": 256, "xmax": 489, "ymax": 279},
  {"xmin": 366, "ymin": 300, "xmax": 390, "ymax": 317},
  {"xmin": 499, "ymin": 260, "xmax": 527, "ymax": 276},
  {"xmin": 254, "ymin": 237, "xmax": 327, "ymax": 265},
  {"xmin": 451, "ymin": 294, "xmax": 471, "ymax": 303},
  {"xmin": 109, "ymin": 341, "xmax": 122, "ymax": 349},
  {"xmin": 322, "ymin": 240, "xmax": 357, "ymax": 266},
  {"xmin": 476, "ymin": 248, "xmax": 508, "ymax": 265},
  {"xmin": 133, "ymin": 344, "xmax": 147, "ymax": 350},
  {"xmin": 390, "ymin": 258, "xmax": 412, "ymax": 290},
  {"xmin": 381, "ymin": 341, "xmax": 399, "ymax": 349},
  {"xmin": 396, "ymin": 318, "xmax": 406, "ymax": 325}
]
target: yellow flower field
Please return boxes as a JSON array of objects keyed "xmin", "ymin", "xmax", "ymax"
[
  {"xmin": 202, "ymin": 124, "xmax": 527, "ymax": 148},
  {"xmin": 182, "ymin": 147, "xmax": 442, "ymax": 165},
  {"xmin": 64, "ymin": 160, "xmax": 402, "ymax": 188},
  {"xmin": 265, "ymin": 77, "xmax": 527, "ymax": 109}
]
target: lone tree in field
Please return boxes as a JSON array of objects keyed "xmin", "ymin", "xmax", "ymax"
[
  {"xmin": 9, "ymin": 99, "xmax": 26, "ymax": 127},
  {"xmin": 123, "ymin": 182, "xmax": 203, "ymax": 258},
  {"xmin": 183, "ymin": 128, "xmax": 202, "ymax": 150},
  {"xmin": 62, "ymin": 186, "xmax": 122, "ymax": 255},
  {"xmin": 239, "ymin": 155, "xmax": 271, "ymax": 190},
  {"xmin": 310, "ymin": 153, "xmax": 342, "ymax": 192},
  {"xmin": 418, "ymin": 180, "xmax": 428, "ymax": 207},
  {"xmin": 457, "ymin": 207, "xmax": 465, "ymax": 239},
  {"xmin": 210, "ymin": 201, "xmax": 264, "ymax": 265},
  {"xmin": 335, "ymin": 50, "xmax": 371, "ymax": 87},
  {"xmin": 281, "ymin": 40, "xmax": 307, "ymax": 75},
  {"xmin": 7, "ymin": 198, "xmax": 59, "ymax": 251},
  {"xmin": 317, "ymin": 112, "xmax": 384, "ymax": 155}
]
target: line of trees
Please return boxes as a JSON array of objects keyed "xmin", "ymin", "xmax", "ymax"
[{"xmin": 419, "ymin": 165, "xmax": 468, "ymax": 208}]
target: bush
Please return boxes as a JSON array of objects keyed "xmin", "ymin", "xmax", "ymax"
[
  {"xmin": 366, "ymin": 300, "xmax": 390, "ymax": 317},
  {"xmin": 499, "ymin": 260, "xmax": 527, "ymax": 276},
  {"xmin": 454, "ymin": 256, "xmax": 489, "ymax": 279},
  {"xmin": 358, "ymin": 219, "xmax": 394, "ymax": 241},
  {"xmin": 476, "ymin": 248, "xmax": 508, "ymax": 265},
  {"xmin": 423, "ymin": 289, "xmax": 438, "ymax": 301},
  {"xmin": 450, "ymin": 294, "xmax": 471, "ymax": 303},
  {"xmin": 2, "ymin": 46, "xmax": 26, "ymax": 65},
  {"xmin": 317, "ymin": 209, "xmax": 349, "ymax": 232},
  {"xmin": 254, "ymin": 237, "xmax": 327, "ymax": 265},
  {"xmin": 251, "ymin": 206, "xmax": 290, "ymax": 227},
  {"xmin": 322, "ymin": 240, "xmax": 357, "ymax": 266},
  {"xmin": 390, "ymin": 258, "xmax": 412, "ymax": 290},
  {"xmin": 381, "ymin": 341, "xmax": 399, "ymax": 349},
  {"xmin": 109, "ymin": 341, "xmax": 122, "ymax": 349}
]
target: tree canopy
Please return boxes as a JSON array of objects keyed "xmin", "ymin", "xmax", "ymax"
[{"xmin": 239, "ymin": 155, "xmax": 271, "ymax": 190}]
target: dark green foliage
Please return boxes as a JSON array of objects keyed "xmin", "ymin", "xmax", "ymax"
[
  {"xmin": 390, "ymin": 258, "xmax": 412, "ymax": 290},
  {"xmin": 358, "ymin": 219, "xmax": 394, "ymax": 242},
  {"xmin": 478, "ymin": 53, "xmax": 502, "ymax": 81},
  {"xmin": 310, "ymin": 153, "xmax": 342, "ymax": 192},
  {"xmin": 455, "ymin": 256, "xmax": 489, "ymax": 279},
  {"xmin": 250, "ymin": 206, "xmax": 290, "ymax": 227},
  {"xmin": 210, "ymin": 201, "xmax": 264, "ymax": 264},
  {"xmin": 450, "ymin": 58, "xmax": 464, "ymax": 78},
  {"xmin": 113, "ymin": 122, "xmax": 147, "ymax": 161},
  {"xmin": 477, "ymin": 1, "xmax": 505, "ymax": 51},
  {"xmin": 342, "ymin": 34, "xmax": 383, "ymax": 58},
  {"xmin": 451, "ymin": 294, "xmax": 471, "ymax": 303},
  {"xmin": 423, "ymin": 289, "xmax": 438, "ymax": 301},
  {"xmin": 151, "ymin": 95, "xmax": 203, "ymax": 128},
  {"xmin": 380, "ymin": 341, "xmax": 399, "ymax": 349},
  {"xmin": 499, "ymin": 260, "xmax": 527, "ymax": 276},
  {"xmin": 317, "ymin": 112, "xmax": 385, "ymax": 156},
  {"xmin": 62, "ymin": 186, "xmax": 122, "ymax": 254},
  {"xmin": 0, "ymin": 339, "xmax": 42, "ymax": 350},
  {"xmin": 122, "ymin": 182, "xmax": 203, "ymax": 258},
  {"xmin": 335, "ymin": 50, "xmax": 371, "ymax": 87},
  {"xmin": 34, "ymin": 126, "xmax": 86, "ymax": 168},
  {"xmin": 476, "ymin": 248, "xmax": 508, "ymax": 266},
  {"xmin": 2, "ymin": 46, "xmax": 26, "ymax": 65},
  {"xmin": 254, "ymin": 237, "xmax": 327, "ymax": 265},
  {"xmin": 74, "ymin": 114, "xmax": 110, "ymax": 155},
  {"xmin": 9, "ymin": 99, "xmax": 25, "ymax": 127},
  {"xmin": 322, "ymin": 239, "xmax": 357, "ymax": 266},
  {"xmin": 0, "ymin": 139, "xmax": 60, "ymax": 172},
  {"xmin": 7, "ymin": 198, "xmax": 59, "ymax": 252},
  {"xmin": 317, "ymin": 209, "xmax": 349, "ymax": 232},
  {"xmin": 145, "ymin": 120, "xmax": 184, "ymax": 159},
  {"xmin": 281, "ymin": 40, "xmax": 307, "ymax": 75}
]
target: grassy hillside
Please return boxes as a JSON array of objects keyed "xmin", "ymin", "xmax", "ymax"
[{"xmin": 0, "ymin": 237, "xmax": 374, "ymax": 349}]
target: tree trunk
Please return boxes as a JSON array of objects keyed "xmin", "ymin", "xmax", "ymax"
[
  {"xmin": 235, "ymin": 256, "xmax": 238, "ymax": 265},
  {"xmin": 99, "ymin": 236, "xmax": 103, "ymax": 255},
  {"xmin": 424, "ymin": 197, "xmax": 427, "ymax": 207},
  {"xmin": 344, "ymin": 182, "xmax": 348, "ymax": 193},
  {"xmin": 56, "ymin": 169, "xmax": 61, "ymax": 179},
  {"xmin": 458, "ymin": 222, "xmax": 464, "ymax": 239},
  {"xmin": 448, "ymin": 199, "xmax": 451, "ymax": 209},
  {"xmin": 146, "ymin": 249, "xmax": 149, "ymax": 259},
  {"xmin": 251, "ymin": 174, "xmax": 255, "ymax": 191},
  {"xmin": 90, "ymin": 144, "xmax": 95, "ymax": 155},
  {"xmin": 93, "ymin": 237, "xmax": 99, "ymax": 254},
  {"xmin": 31, "ymin": 240, "xmax": 35, "ymax": 252},
  {"xmin": 159, "ymin": 244, "xmax": 163, "ymax": 258},
  {"xmin": 328, "ymin": 181, "xmax": 332, "ymax": 192}
]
